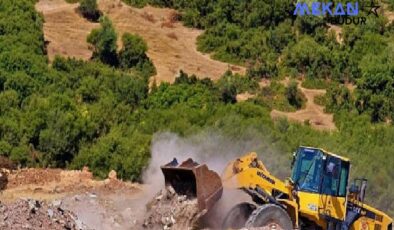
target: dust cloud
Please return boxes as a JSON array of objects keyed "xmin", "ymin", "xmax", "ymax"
[
  {"xmin": 141, "ymin": 131, "xmax": 291, "ymax": 228},
  {"xmin": 145, "ymin": 132, "xmax": 254, "ymax": 188},
  {"xmin": 143, "ymin": 131, "xmax": 290, "ymax": 188}
]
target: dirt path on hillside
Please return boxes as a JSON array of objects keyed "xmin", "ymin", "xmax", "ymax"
[
  {"xmin": 35, "ymin": 0, "xmax": 245, "ymax": 83},
  {"xmin": 270, "ymin": 79, "xmax": 336, "ymax": 131},
  {"xmin": 384, "ymin": 5, "xmax": 394, "ymax": 23}
]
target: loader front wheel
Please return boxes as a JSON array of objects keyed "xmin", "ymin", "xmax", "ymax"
[
  {"xmin": 222, "ymin": 202, "xmax": 256, "ymax": 229},
  {"xmin": 245, "ymin": 204, "xmax": 293, "ymax": 229}
]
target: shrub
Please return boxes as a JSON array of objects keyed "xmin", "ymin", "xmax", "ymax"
[
  {"xmin": 79, "ymin": 0, "xmax": 101, "ymax": 22},
  {"xmin": 286, "ymin": 81, "xmax": 305, "ymax": 109},
  {"xmin": 87, "ymin": 17, "xmax": 118, "ymax": 66},
  {"xmin": 119, "ymin": 33, "xmax": 148, "ymax": 69}
]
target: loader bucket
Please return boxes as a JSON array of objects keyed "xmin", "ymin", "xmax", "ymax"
[{"xmin": 161, "ymin": 158, "xmax": 223, "ymax": 212}]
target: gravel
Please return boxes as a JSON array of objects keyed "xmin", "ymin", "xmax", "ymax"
[
  {"xmin": 142, "ymin": 186, "xmax": 204, "ymax": 230},
  {"xmin": 0, "ymin": 199, "xmax": 86, "ymax": 230}
]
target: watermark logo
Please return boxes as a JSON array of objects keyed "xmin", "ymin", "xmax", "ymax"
[
  {"xmin": 294, "ymin": 2, "xmax": 359, "ymax": 16},
  {"xmin": 293, "ymin": 1, "xmax": 381, "ymax": 25}
]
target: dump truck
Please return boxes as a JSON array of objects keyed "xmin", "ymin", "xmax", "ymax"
[{"xmin": 161, "ymin": 146, "xmax": 393, "ymax": 230}]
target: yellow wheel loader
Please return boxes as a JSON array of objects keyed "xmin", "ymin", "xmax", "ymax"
[{"xmin": 160, "ymin": 146, "xmax": 393, "ymax": 230}]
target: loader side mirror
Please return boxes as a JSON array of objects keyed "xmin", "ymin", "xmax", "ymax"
[
  {"xmin": 291, "ymin": 152, "xmax": 296, "ymax": 169},
  {"xmin": 359, "ymin": 180, "xmax": 367, "ymax": 202},
  {"xmin": 350, "ymin": 178, "xmax": 368, "ymax": 202}
]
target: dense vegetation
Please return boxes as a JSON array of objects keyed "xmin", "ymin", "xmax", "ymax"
[
  {"xmin": 124, "ymin": 0, "xmax": 394, "ymax": 123},
  {"xmin": 0, "ymin": 0, "xmax": 393, "ymax": 215}
]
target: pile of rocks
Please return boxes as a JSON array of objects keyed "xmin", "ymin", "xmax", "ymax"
[
  {"xmin": 143, "ymin": 186, "xmax": 204, "ymax": 230},
  {"xmin": 0, "ymin": 199, "xmax": 85, "ymax": 230}
]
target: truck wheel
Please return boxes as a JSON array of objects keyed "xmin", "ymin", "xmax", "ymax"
[
  {"xmin": 245, "ymin": 204, "xmax": 293, "ymax": 229},
  {"xmin": 222, "ymin": 202, "xmax": 256, "ymax": 229}
]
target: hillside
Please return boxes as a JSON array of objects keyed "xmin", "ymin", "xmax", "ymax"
[
  {"xmin": 271, "ymin": 80, "xmax": 336, "ymax": 131},
  {"xmin": 0, "ymin": 0, "xmax": 394, "ymax": 221},
  {"xmin": 36, "ymin": 0, "xmax": 245, "ymax": 83}
]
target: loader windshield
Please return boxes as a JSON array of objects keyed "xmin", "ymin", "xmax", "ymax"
[{"xmin": 291, "ymin": 147, "xmax": 324, "ymax": 193}]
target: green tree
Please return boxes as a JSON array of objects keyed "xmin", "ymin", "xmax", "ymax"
[
  {"xmin": 325, "ymin": 84, "xmax": 353, "ymax": 113},
  {"xmin": 79, "ymin": 0, "xmax": 101, "ymax": 22},
  {"xmin": 285, "ymin": 81, "xmax": 304, "ymax": 109},
  {"xmin": 119, "ymin": 33, "xmax": 148, "ymax": 69},
  {"xmin": 87, "ymin": 16, "xmax": 118, "ymax": 66},
  {"xmin": 282, "ymin": 36, "xmax": 330, "ymax": 78},
  {"xmin": 4, "ymin": 72, "xmax": 37, "ymax": 100}
]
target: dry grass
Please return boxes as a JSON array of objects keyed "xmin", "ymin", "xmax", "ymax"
[
  {"xmin": 35, "ymin": 0, "xmax": 245, "ymax": 83},
  {"xmin": 161, "ymin": 21, "xmax": 175, "ymax": 28},
  {"xmin": 236, "ymin": 92, "xmax": 255, "ymax": 102},
  {"xmin": 141, "ymin": 11, "xmax": 156, "ymax": 23},
  {"xmin": 35, "ymin": 0, "xmax": 99, "ymax": 61},
  {"xmin": 168, "ymin": 10, "xmax": 181, "ymax": 23},
  {"xmin": 167, "ymin": 32, "xmax": 178, "ymax": 40}
]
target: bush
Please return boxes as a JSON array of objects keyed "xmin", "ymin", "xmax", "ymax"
[
  {"xmin": 87, "ymin": 16, "xmax": 118, "ymax": 66},
  {"xmin": 119, "ymin": 33, "xmax": 148, "ymax": 69},
  {"xmin": 285, "ymin": 81, "xmax": 305, "ymax": 109},
  {"xmin": 326, "ymin": 84, "xmax": 353, "ymax": 113},
  {"xmin": 79, "ymin": 0, "xmax": 101, "ymax": 22}
]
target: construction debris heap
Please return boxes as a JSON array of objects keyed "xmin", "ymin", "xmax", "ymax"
[
  {"xmin": 143, "ymin": 186, "xmax": 204, "ymax": 230},
  {"xmin": 0, "ymin": 199, "xmax": 85, "ymax": 230}
]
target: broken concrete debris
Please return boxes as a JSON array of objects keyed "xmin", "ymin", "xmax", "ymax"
[{"xmin": 0, "ymin": 199, "xmax": 86, "ymax": 230}]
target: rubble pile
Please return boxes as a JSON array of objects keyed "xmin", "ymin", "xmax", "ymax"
[
  {"xmin": 0, "ymin": 199, "xmax": 85, "ymax": 230},
  {"xmin": 143, "ymin": 186, "xmax": 203, "ymax": 230}
]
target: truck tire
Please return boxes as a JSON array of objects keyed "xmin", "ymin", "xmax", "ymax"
[
  {"xmin": 222, "ymin": 202, "xmax": 256, "ymax": 229},
  {"xmin": 245, "ymin": 204, "xmax": 293, "ymax": 229}
]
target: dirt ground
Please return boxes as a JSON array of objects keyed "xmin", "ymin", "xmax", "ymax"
[
  {"xmin": 35, "ymin": 0, "xmax": 245, "ymax": 83},
  {"xmin": 35, "ymin": 0, "xmax": 99, "ymax": 61},
  {"xmin": 270, "ymin": 79, "xmax": 336, "ymax": 131},
  {"xmin": 235, "ymin": 78, "xmax": 336, "ymax": 131},
  {"xmin": 383, "ymin": 4, "xmax": 394, "ymax": 23},
  {"xmin": 236, "ymin": 92, "xmax": 255, "ymax": 102},
  {"xmin": 0, "ymin": 168, "xmax": 283, "ymax": 230},
  {"xmin": 0, "ymin": 168, "xmax": 147, "ymax": 229}
]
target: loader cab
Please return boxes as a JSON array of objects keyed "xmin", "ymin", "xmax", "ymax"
[{"xmin": 291, "ymin": 147, "xmax": 350, "ymax": 197}]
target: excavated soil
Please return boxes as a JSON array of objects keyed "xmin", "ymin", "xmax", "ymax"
[{"xmin": 35, "ymin": 0, "xmax": 245, "ymax": 83}]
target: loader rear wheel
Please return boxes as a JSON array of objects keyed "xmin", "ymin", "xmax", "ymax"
[
  {"xmin": 222, "ymin": 202, "xmax": 256, "ymax": 229},
  {"xmin": 245, "ymin": 204, "xmax": 293, "ymax": 229}
]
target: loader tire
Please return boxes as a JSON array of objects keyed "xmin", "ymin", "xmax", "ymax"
[
  {"xmin": 245, "ymin": 204, "xmax": 293, "ymax": 229},
  {"xmin": 222, "ymin": 202, "xmax": 256, "ymax": 229}
]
